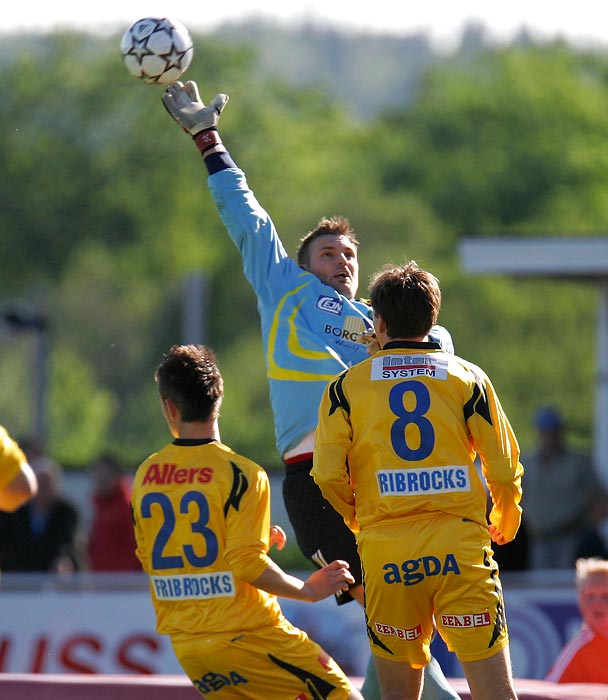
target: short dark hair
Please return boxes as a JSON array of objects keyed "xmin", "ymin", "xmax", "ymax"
[
  {"xmin": 155, "ymin": 344, "xmax": 224, "ymax": 423},
  {"xmin": 369, "ymin": 261, "xmax": 441, "ymax": 339},
  {"xmin": 296, "ymin": 216, "xmax": 359, "ymax": 267}
]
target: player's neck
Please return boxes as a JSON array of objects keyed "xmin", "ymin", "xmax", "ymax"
[
  {"xmin": 176, "ymin": 419, "xmax": 220, "ymax": 442},
  {"xmin": 387, "ymin": 335, "xmax": 427, "ymax": 343},
  {"xmin": 379, "ymin": 334, "xmax": 427, "ymax": 349}
]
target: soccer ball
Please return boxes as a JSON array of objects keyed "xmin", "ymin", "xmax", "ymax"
[{"xmin": 121, "ymin": 17, "xmax": 193, "ymax": 85}]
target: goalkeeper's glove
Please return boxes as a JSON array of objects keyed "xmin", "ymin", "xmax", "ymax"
[
  {"xmin": 162, "ymin": 80, "xmax": 228, "ymax": 135},
  {"xmin": 162, "ymin": 81, "xmax": 229, "ymax": 155},
  {"xmin": 428, "ymin": 325, "xmax": 454, "ymax": 354},
  {"xmin": 354, "ymin": 329, "xmax": 381, "ymax": 356}
]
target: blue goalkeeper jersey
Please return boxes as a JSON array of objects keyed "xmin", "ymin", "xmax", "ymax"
[{"xmin": 208, "ymin": 164, "xmax": 453, "ymax": 457}]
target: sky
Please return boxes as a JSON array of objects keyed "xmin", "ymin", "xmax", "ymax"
[{"xmin": 3, "ymin": 1, "xmax": 608, "ymax": 50}]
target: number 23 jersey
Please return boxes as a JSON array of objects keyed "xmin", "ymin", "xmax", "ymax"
[{"xmin": 131, "ymin": 438, "xmax": 283, "ymax": 637}]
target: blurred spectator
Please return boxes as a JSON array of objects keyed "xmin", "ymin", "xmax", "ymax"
[
  {"xmin": 0, "ymin": 427, "xmax": 37, "ymax": 513},
  {"xmin": 0, "ymin": 454, "xmax": 81, "ymax": 572},
  {"xmin": 545, "ymin": 557, "xmax": 608, "ymax": 683},
  {"xmin": 87, "ymin": 454, "xmax": 140, "ymax": 572},
  {"xmin": 489, "ymin": 501, "xmax": 530, "ymax": 571},
  {"xmin": 576, "ymin": 499, "xmax": 608, "ymax": 560},
  {"xmin": 522, "ymin": 406, "xmax": 605, "ymax": 569}
]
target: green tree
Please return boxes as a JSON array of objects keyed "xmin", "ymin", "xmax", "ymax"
[
  {"xmin": 369, "ymin": 43, "xmax": 606, "ymax": 447},
  {"xmin": 0, "ymin": 28, "xmax": 604, "ymax": 469},
  {"xmin": 377, "ymin": 45, "xmax": 608, "ymax": 237}
]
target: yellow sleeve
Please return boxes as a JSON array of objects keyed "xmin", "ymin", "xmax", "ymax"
[
  {"xmin": 223, "ymin": 466, "xmax": 274, "ymax": 582},
  {"xmin": 0, "ymin": 426, "xmax": 27, "ymax": 490},
  {"xmin": 469, "ymin": 373, "xmax": 523, "ymax": 543},
  {"xmin": 132, "ymin": 505, "xmax": 149, "ymax": 572},
  {"xmin": 311, "ymin": 374, "xmax": 359, "ymax": 533},
  {"xmin": 130, "ymin": 471, "xmax": 149, "ymax": 572}
]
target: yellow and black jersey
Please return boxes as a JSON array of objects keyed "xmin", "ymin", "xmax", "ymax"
[
  {"xmin": 312, "ymin": 341, "xmax": 523, "ymax": 541},
  {"xmin": 131, "ymin": 438, "xmax": 283, "ymax": 637},
  {"xmin": 0, "ymin": 426, "xmax": 28, "ymax": 490}
]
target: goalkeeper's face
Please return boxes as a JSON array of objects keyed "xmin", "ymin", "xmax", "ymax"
[{"xmin": 304, "ymin": 234, "xmax": 359, "ymax": 299}]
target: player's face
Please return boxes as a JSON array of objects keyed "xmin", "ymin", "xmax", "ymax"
[
  {"xmin": 579, "ymin": 577, "xmax": 608, "ymax": 637},
  {"xmin": 304, "ymin": 234, "xmax": 359, "ymax": 299}
]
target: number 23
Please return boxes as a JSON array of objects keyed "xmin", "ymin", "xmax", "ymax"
[{"xmin": 140, "ymin": 490, "xmax": 219, "ymax": 570}]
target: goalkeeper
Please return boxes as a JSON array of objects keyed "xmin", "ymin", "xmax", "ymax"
[{"xmin": 162, "ymin": 81, "xmax": 459, "ymax": 700}]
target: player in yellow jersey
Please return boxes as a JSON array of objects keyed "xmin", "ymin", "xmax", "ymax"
[
  {"xmin": 0, "ymin": 426, "xmax": 37, "ymax": 512},
  {"xmin": 162, "ymin": 80, "xmax": 459, "ymax": 700},
  {"xmin": 312, "ymin": 262, "xmax": 522, "ymax": 700},
  {"xmin": 131, "ymin": 344, "xmax": 363, "ymax": 700}
]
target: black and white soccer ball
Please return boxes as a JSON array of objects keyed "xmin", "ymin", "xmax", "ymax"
[{"xmin": 121, "ymin": 17, "xmax": 193, "ymax": 85}]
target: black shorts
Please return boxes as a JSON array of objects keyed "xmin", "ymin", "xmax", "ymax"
[{"xmin": 282, "ymin": 456, "xmax": 362, "ymax": 605}]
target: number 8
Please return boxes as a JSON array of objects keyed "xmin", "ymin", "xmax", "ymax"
[{"xmin": 389, "ymin": 380, "xmax": 435, "ymax": 461}]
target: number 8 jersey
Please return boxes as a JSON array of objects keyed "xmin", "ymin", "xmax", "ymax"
[
  {"xmin": 312, "ymin": 341, "xmax": 523, "ymax": 541},
  {"xmin": 131, "ymin": 438, "xmax": 284, "ymax": 636}
]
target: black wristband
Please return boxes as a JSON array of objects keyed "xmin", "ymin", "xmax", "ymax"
[{"xmin": 205, "ymin": 151, "xmax": 238, "ymax": 175}]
